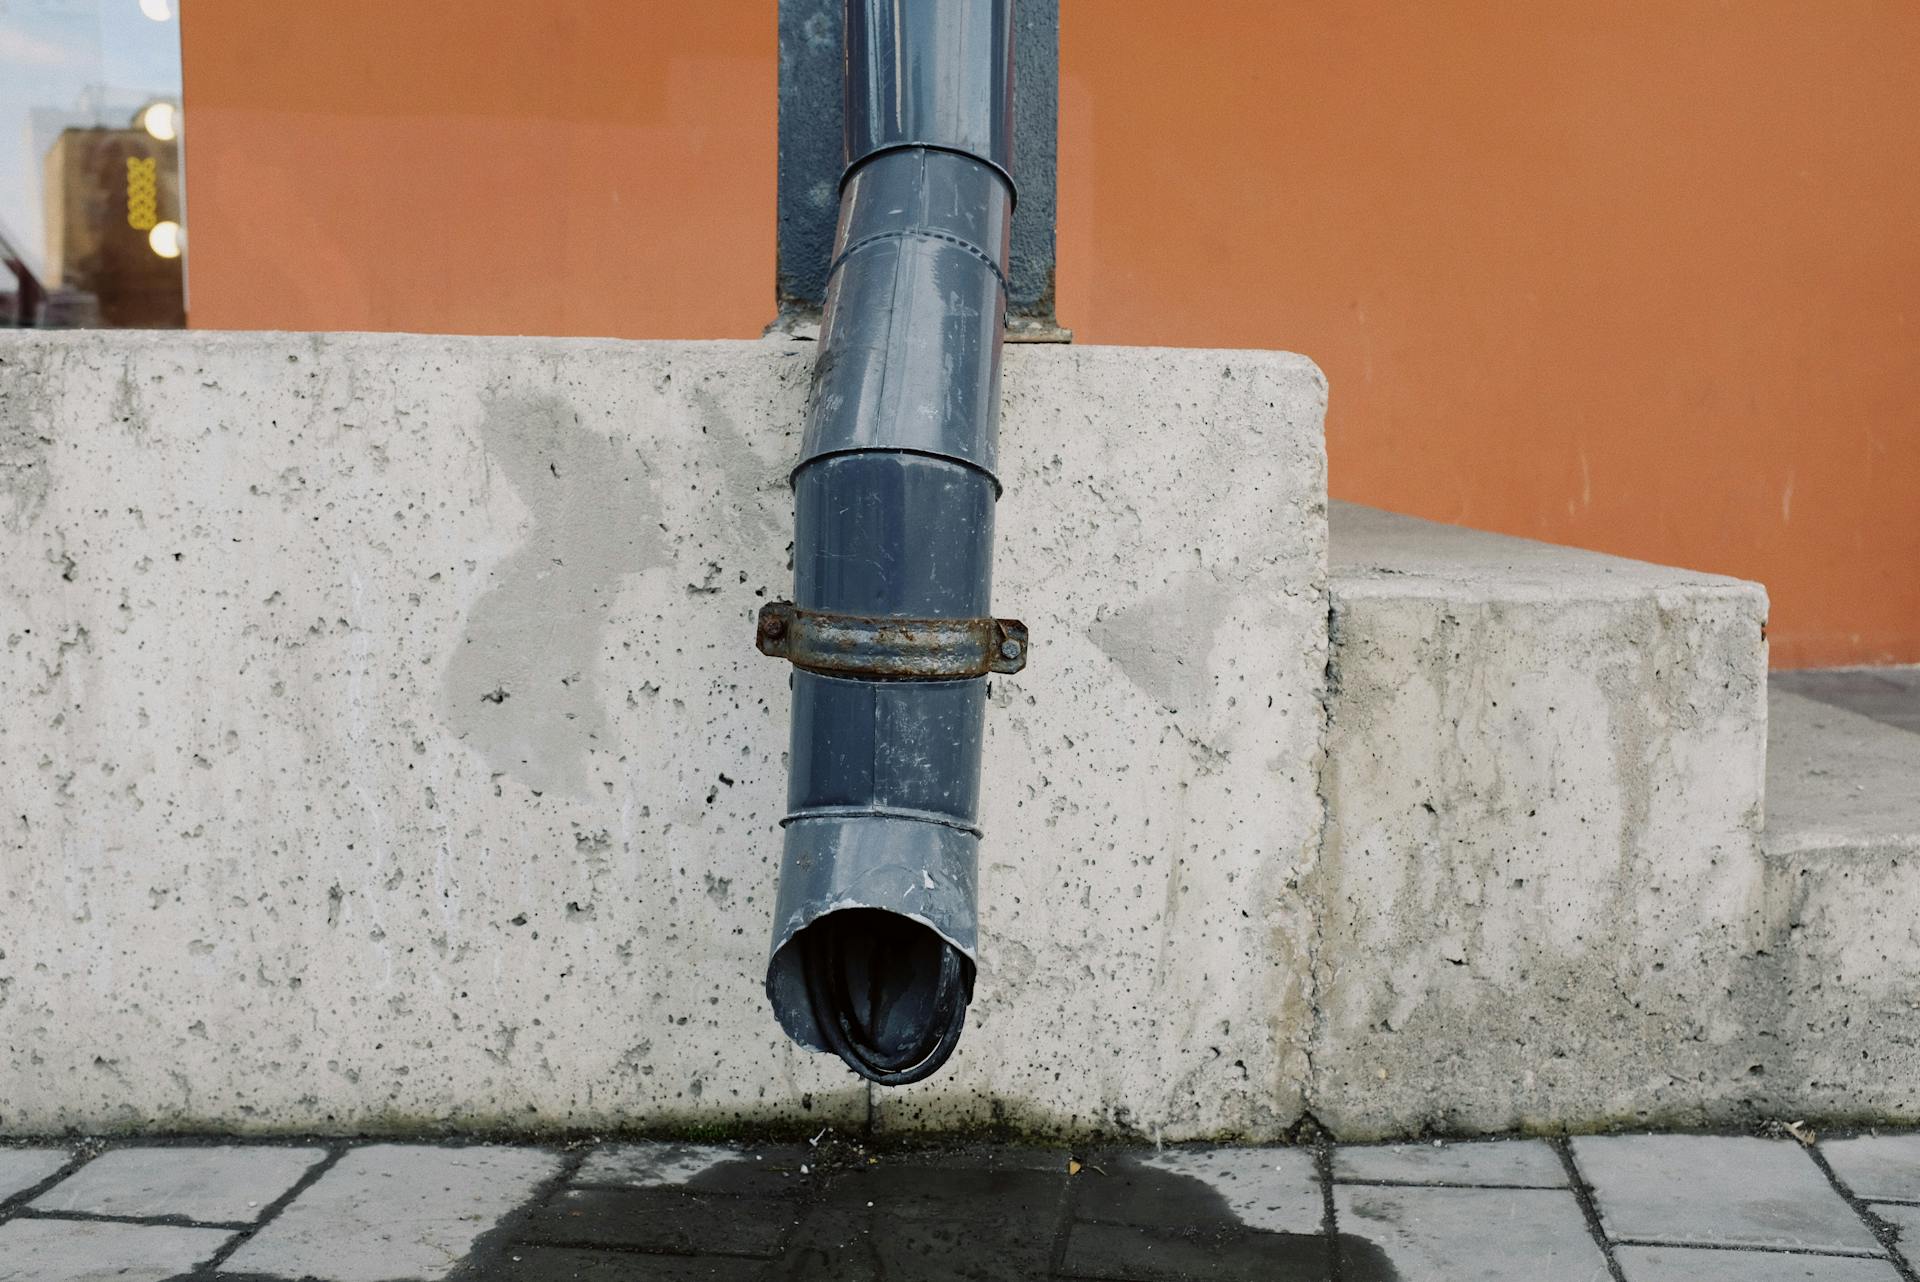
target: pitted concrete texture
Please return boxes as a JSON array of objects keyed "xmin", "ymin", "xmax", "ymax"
[
  {"xmin": 1312, "ymin": 503, "xmax": 1771, "ymax": 1137},
  {"xmin": 875, "ymin": 342, "xmax": 1330, "ymax": 1137},
  {"xmin": 0, "ymin": 330, "xmax": 1328, "ymax": 1138}
]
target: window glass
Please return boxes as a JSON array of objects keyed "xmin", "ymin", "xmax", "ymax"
[{"xmin": 1, "ymin": 0, "xmax": 183, "ymax": 327}]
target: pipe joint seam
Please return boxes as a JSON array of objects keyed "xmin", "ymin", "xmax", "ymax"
[{"xmin": 828, "ymin": 229, "xmax": 1010, "ymax": 296}]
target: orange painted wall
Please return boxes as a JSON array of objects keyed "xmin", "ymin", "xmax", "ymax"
[
  {"xmin": 1058, "ymin": 1, "xmax": 1920, "ymax": 669},
  {"xmin": 179, "ymin": 1, "xmax": 774, "ymax": 340},
  {"xmin": 180, "ymin": 2, "xmax": 1920, "ymax": 667}
]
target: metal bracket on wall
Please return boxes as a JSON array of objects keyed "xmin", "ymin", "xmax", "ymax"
[
  {"xmin": 775, "ymin": 0, "xmax": 1065, "ymax": 339},
  {"xmin": 756, "ymin": 601, "xmax": 1028, "ymax": 680}
]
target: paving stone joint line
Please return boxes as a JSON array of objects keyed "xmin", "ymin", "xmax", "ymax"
[
  {"xmin": 1554, "ymin": 1135, "xmax": 1630, "ymax": 1282},
  {"xmin": 1809, "ymin": 1143, "xmax": 1920, "ymax": 1282}
]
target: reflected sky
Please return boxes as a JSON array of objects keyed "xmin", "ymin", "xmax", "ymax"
[{"xmin": 0, "ymin": 0, "xmax": 181, "ymax": 277}]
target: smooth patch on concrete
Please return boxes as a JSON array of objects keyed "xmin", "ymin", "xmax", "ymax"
[
  {"xmin": 1614, "ymin": 1245, "xmax": 1904, "ymax": 1282},
  {"xmin": 0, "ymin": 1149, "xmax": 67, "ymax": 1201},
  {"xmin": 1573, "ymin": 1136, "xmax": 1879, "ymax": 1254},
  {"xmin": 0, "ymin": 1218, "xmax": 230, "ymax": 1282},
  {"xmin": 31, "ymin": 1144, "xmax": 325, "ymax": 1222},
  {"xmin": 1332, "ymin": 1139, "xmax": 1566, "ymax": 1187},
  {"xmin": 1823, "ymin": 1134, "xmax": 1920, "ymax": 1203},
  {"xmin": 0, "ymin": 331, "xmax": 1327, "ymax": 1139},
  {"xmin": 1313, "ymin": 502, "xmax": 1770, "ymax": 1137},
  {"xmin": 1333, "ymin": 1185, "xmax": 1606, "ymax": 1280},
  {"xmin": 221, "ymin": 1143, "xmax": 560, "ymax": 1280}
]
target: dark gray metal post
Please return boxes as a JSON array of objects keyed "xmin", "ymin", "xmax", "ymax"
[
  {"xmin": 759, "ymin": 0, "xmax": 1023, "ymax": 1085},
  {"xmin": 776, "ymin": 0, "xmax": 1060, "ymax": 335}
]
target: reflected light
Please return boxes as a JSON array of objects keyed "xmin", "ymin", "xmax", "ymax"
[
  {"xmin": 141, "ymin": 102, "xmax": 178, "ymax": 142},
  {"xmin": 138, "ymin": 0, "xmax": 172, "ymax": 21},
  {"xmin": 148, "ymin": 221, "xmax": 183, "ymax": 259}
]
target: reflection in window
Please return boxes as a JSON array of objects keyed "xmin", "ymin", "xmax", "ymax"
[{"xmin": 1, "ymin": 0, "xmax": 184, "ymax": 327}]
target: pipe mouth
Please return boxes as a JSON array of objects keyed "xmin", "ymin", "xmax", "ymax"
[{"xmin": 796, "ymin": 908, "xmax": 974, "ymax": 1085}]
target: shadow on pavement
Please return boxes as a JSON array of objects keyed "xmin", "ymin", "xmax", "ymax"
[{"xmin": 480, "ymin": 1145, "xmax": 1400, "ymax": 1281}]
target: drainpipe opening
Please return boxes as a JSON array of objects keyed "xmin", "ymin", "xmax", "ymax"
[{"xmin": 798, "ymin": 908, "xmax": 975, "ymax": 1084}]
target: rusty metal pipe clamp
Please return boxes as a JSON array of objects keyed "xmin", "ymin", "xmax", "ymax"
[{"xmin": 757, "ymin": 602, "xmax": 1027, "ymax": 680}]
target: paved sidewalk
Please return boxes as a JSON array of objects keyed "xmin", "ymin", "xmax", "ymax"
[{"xmin": 4, "ymin": 1131, "xmax": 1920, "ymax": 1280}]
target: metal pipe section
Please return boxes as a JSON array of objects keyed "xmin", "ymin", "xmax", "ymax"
[{"xmin": 760, "ymin": 0, "xmax": 1019, "ymax": 1085}]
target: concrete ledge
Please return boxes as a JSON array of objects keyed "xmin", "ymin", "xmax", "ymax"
[
  {"xmin": 1766, "ymin": 689, "xmax": 1920, "ymax": 863},
  {"xmin": 1311, "ymin": 503, "xmax": 1770, "ymax": 1137},
  {"xmin": 0, "ymin": 331, "xmax": 1328, "ymax": 1137},
  {"xmin": 1746, "ymin": 690, "xmax": 1920, "ymax": 1122}
]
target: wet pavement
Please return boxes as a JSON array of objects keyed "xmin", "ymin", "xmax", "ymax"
[{"xmin": 4, "ymin": 1131, "xmax": 1920, "ymax": 1280}]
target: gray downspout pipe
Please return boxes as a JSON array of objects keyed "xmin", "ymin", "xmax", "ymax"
[{"xmin": 758, "ymin": 0, "xmax": 1021, "ymax": 1084}]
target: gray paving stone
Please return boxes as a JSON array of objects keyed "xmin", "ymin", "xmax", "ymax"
[
  {"xmin": 471, "ymin": 1247, "xmax": 767, "ymax": 1281},
  {"xmin": 1334, "ymin": 1139, "xmax": 1567, "ymax": 1187},
  {"xmin": 221, "ymin": 1143, "xmax": 560, "ymax": 1281},
  {"xmin": 1616, "ymin": 1245, "xmax": 1904, "ymax": 1281},
  {"xmin": 0, "ymin": 1148, "xmax": 69, "ymax": 1202},
  {"xmin": 32, "ymin": 1143, "xmax": 325, "ymax": 1223},
  {"xmin": 1335, "ymin": 1185, "xmax": 1609, "ymax": 1282},
  {"xmin": 0, "ymin": 1217, "xmax": 231, "ymax": 1282},
  {"xmin": 1874, "ymin": 1202, "xmax": 1920, "ymax": 1268},
  {"xmin": 790, "ymin": 1202, "xmax": 1058, "ymax": 1278},
  {"xmin": 574, "ymin": 1141, "xmax": 812, "ymax": 1196},
  {"xmin": 521, "ymin": 1187, "xmax": 799, "ymax": 1256},
  {"xmin": 1059, "ymin": 1219, "xmax": 1335, "ymax": 1280},
  {"xmin": 1824, "ymin": 1135, "xmax": 1920, "ymax": 1202},
  {"xmin": 1573, "ymin": 1136, "xmax": 1882, "ymax": 1254},
  {"xmin": 1076, "ymin": 1147, "xmax": 1322, "ymax": 1233}
]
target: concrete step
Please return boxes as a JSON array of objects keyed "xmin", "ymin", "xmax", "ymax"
[
  {"xmin": 0, "ymin": 330, "xmax": 1329, "ymax": 1138},
  {"xmin": 1755, "ymin": 682, "xmax": 1920, "ymax": 1122},
  {"xmin": 1314, "ymin": 502, "xmax": 1772, "ymax": 1137}
]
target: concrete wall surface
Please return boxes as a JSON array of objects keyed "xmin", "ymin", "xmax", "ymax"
[
  {"xmin": 1314, "ymin": 504, "xmax": 1775, "ymax": 1138},
  {"xmin": 0, "ymin": 331, "xmax": 1330, "ymax": 1138},
  {"xmin": 10, "ymin": 333, "xmax": 1899, "ymax": 1143}
]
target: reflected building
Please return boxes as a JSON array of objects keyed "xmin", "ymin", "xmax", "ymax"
[{"xmin": 41, "ymin": 124, "xmax": 183, "ymax": 328}]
